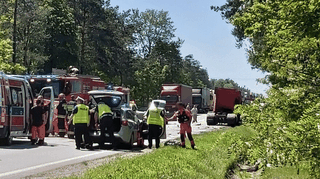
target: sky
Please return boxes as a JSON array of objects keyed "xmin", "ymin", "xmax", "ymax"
[{"xmin": 110, "ymin": 0, "xmax": 270, "ymax": 95}]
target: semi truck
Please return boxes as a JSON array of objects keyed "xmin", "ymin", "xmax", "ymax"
[
  {"xmin": 160, "ymin": 84, "xmax": 192, "ymax": 117},
  {"xmin": 207, "ymin": 88, "xmax": 242, "ymax": 126},
  {"xmin": 192, "ymin": 87, "xmax": 211, "ymax": 113}
]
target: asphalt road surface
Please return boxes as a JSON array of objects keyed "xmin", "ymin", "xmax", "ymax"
[{"xmin": 0, "ymin": 114, "xmax": 225, "ymax": 179}]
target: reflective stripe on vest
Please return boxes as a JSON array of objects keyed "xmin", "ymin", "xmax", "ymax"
[
  {"xmin": 73, "ymin": 104, "xmax": 89, "ymax": 124},
  {"xmin": 98, "ymin": 104, "xmax": 112, "ymax": 118},
  {"xmin": 147, "ymin": 108, "xmax": 164, "ymax": 127}
]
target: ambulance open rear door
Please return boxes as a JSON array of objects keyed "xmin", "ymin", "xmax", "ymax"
[{"xmin": 38, "ymin": 87, "xmax": 54, "ymax": 134}]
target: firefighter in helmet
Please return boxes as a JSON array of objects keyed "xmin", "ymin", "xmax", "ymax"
[
  {"xmin": 68, "ymin": 96, "xmax": 93, "ymax": 150},
  {"xmin": 95, "ymin": 102, "xmax": 115, "ymax": 149},
  {"xmin": 56, "ymin": 93, "xmax": 67, "ymax": 137}
]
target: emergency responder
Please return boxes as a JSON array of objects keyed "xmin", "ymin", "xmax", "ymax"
[
  {"xmin": 37, "ymin": 95, "xmax": 50, "ymax": 133},
  {"xmin": 95, "ymin": 102, "xmax": 115, "ymax": 149},
  {"xmin": 30, "ymin": 99, "xmax": 47, "ymax": 145},
  {"xmin": 168, "ymin": 102, "xmax": 196, "ymax": 149},
  {"xmin": 66, "ymin": 95, "xmax": 77, "ymax": 116},
  {"xmin": 145, "ymin": 101, "xmax": 165, "ymax": 149},
  {"xmin": 66, "ymin": 95, "xmax": 77, "ymax": 137},
  {"xmin": 191, "ymin": 105, "xmax": 198, "ymax": 123},
  {"xmin": 56, "ymin": 93, "xmax": 67, "ymax": 137},
  {"xmin": 68, "ymin": 97, "xmax": 93, "ymax": 150}
]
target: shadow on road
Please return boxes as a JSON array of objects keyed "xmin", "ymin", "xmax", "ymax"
[
  {"xmin": 91, "ymin": 143, "xmax": 147, "ymax": 153},
  {"xmin": 0, "ymin": 140, "xmax": 38, "ymax": 150}
]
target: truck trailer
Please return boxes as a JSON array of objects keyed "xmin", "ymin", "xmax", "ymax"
[
  {"xmin": 207, "ymin": 88, "xmax": 242, "ymax": 126},
  {"xmin": 192, "ymin": 87, "xmax": 211, "ymax": 113},
  {"xmin": 160, "ymin": 84, "xmax": 192, "ymax": 117}
]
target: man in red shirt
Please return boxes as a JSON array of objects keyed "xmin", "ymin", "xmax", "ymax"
[{"xmin": 168, "ymin": 102, "xmax": 196, "ymax": 149}]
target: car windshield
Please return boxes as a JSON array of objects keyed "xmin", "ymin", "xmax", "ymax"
[
  {"xmin": 30, "ymin": 80, "xmax": 62, "ymax": 98},
  {"xmin": 92, "ymin": 94, "xmax": 123, "ymax": 107},
  {"xmin": 192, "ymin": 97, "xmax": 202, "ymax": 104}
]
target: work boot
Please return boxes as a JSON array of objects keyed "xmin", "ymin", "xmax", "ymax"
[
  {"xmin": 191, "ymin": 144, "xmax": 196, "ymax": 149},
  {"xmin": 31, "ymin": 139, "xmax": 37, "ymax": 145},
  {"xmin": 37, "ymin": 139, "xmax": 44, "ymax": 146},
  {"xmin": 86, "ymin": 144, "xmax": 94, "ymax": 150},
  {"xmin": 80, "ymin": 143, "xmax": 86, "ymax": 149},
  {"xmin": 179, "ymin": 143, "xmax": 186, "ymax": 148}
]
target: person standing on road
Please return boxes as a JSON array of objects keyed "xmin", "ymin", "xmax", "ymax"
[
  {"xmin": 95, "ymin": 102, "xmax": 116, "ymax": 149},
  {"xmin": 56, "ymin": 93, "xmax": 67, "ymax": 136},
  {"xmin": 168, "ymin": 102, "xmax": 196, "ymax": 149},
  {"xmin": 191, "ymin": 105, "xmax": 198, "ymax": 123},
  {"xmin": 68, "ymin": 97, "xmax": 93, "ymax": 150},
  {"xmin": 30, "ymin": 99, "xmax": 47, "ymax": 145},
  {"xmin": 145, "ymin": 101, "xmax": 165, "ymax": 149}
]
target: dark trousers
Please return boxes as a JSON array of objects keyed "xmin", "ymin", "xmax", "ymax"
[
  {"xmin": 74, "ymin": 123, "xmax": 92, "ymax": 148},
  {"xmin": 58, "ymin": 117, "xmax": 65, "ymax": 129},
  {"xmin": 148, "ymin": 124, "xmax": 162, "ymax": 148},
  {"xmin": 100, "ymin": 115, "xmax": 116, "ymax": 148}
]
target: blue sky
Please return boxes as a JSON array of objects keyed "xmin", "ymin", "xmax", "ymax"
[{"xmin": 110, "ymin": 0, "xmax": 269, "ymax": 94}]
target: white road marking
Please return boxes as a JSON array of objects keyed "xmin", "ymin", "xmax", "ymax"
[{"xmin": 0, "ymin": 150, "xmax": 112, "ymax": 177}]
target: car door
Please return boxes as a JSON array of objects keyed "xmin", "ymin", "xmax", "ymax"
[
  {"xmin": 9, "ymin": 85, "xmax": 25, "ymax": 132},
  {"xmin": 38, "ymin": 87, "xmax": 54, "ymax": 133}
]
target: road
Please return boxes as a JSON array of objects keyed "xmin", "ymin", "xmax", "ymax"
[{"xmin": 0, "ymin": 114, "xmax": 225, "ymax": 179}]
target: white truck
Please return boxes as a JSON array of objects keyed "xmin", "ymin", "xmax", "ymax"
[{"xmin": 192, "ymin": 87, "xmax": 211, "ymax": 113}]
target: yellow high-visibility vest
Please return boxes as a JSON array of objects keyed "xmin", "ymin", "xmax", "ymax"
[
  {"xmin": 98, "ymin": 103, "xmax": 112, "ymax": 119},
  {"xmin": 147, "ymin": 108, "xmax": 164, "ymax": 127},
  {"xmin": 73, "ymin": 104, "xmax": 89, "ymax": 124}
]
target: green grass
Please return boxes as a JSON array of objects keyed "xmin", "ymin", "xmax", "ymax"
[
  {"xmin": 261, "ymin": 166, "xmax": 309, "ymax": 179},
  {"xmin": 67, "ymin": 126, "xmax": 256, "ymax": 179}
]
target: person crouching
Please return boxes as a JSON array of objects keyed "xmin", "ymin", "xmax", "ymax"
[{"xmin": 30, "ymin": 99, "xmax": 46, "ymax": 145}]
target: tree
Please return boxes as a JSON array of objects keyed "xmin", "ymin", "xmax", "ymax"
[
  {"xmin": 130, "ymin": 9, "xmax": 176, "ymax": 58},
  {"xmin": 181, "ymin": 54, "xmax": 212, "ymax": 88},
  {"xmin": 15, "ymin": 0, "xmax": 49, "ymax": 73},
  {"xmin": 215, "ymin": 1, "xmax": 320, "ymax": 176},
  {"xmin": 0, "ymin": 3, "xmax": 25, "ymax": 74},
  {"xmin": 44, "ymin": 0, "xmax": 78, "ymax": 73}
]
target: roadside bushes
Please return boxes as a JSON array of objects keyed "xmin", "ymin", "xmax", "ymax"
[{"xmin": 234, "ymin": 87, "xmax": 320, "ymax": 177}]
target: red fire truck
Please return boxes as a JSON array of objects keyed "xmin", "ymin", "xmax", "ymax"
[
  {"xmin": 0, "ymin": 73, "xmax": 55, "ymax": 145},
  {"xmin": 15, "ymin": 74, "xmax": 105, "ymax": 137}
]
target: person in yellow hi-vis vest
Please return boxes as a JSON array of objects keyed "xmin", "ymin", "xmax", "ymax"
[
  {"xmin": 96, "ymin": 102, "xmax": 115, "ymax": 149},
  {"xmin": 68, "ymin": 96, "xmax": 93, "ymax": 150},
  {"xmin": 145, "ymin": 101, "xmax": 165, "ymax": 149}
]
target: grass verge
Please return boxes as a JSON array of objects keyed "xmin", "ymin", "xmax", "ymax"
[
  {"xmin": 260, "ymin": 165, "xmax": 309, "ymax": 179},
  {"xmin": 67, "ymin": 126, "xmax": 256, "ymax": 179}
]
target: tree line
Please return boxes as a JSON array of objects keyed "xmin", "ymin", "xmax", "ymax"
[
  {"xmin": 0, "ymin": 0, "xmax": 214, "ymax": 106},
  {"xmin": 214, "ymin": 0, "xmax": 320, "ymax": 177}
]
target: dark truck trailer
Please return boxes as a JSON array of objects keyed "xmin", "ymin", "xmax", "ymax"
[
  {"xmin": 160, "ymin": 84, "xmax": 192, "ymax": 117},
  {"xmin": 192, "ymin": 87, "xmax": 211, "ymax": 113},
  {"xmin": 207, "ymin": 88, "xmax": 242, "ymax": 126}
]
